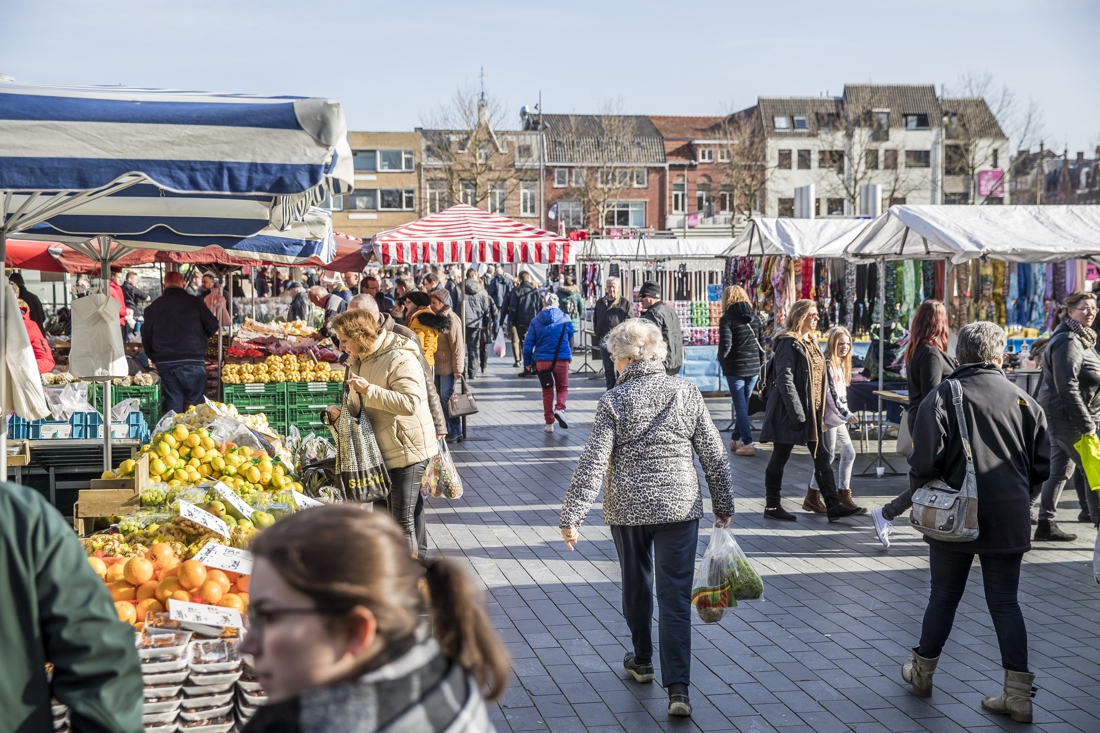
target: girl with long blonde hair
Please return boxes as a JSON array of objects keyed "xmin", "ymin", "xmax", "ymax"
[{"xmin": 804, "ymin": 326, "xmax": 863, "ymax": 515}]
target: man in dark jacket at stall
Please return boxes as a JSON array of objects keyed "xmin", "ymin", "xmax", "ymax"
[
  {"xmin": 143, "ymin": 271, "xmax": 219, "ymax": 415},
  {"xmin": 1, "ymin": 480, "xmax": 143, "ymax": 733},
  {"xmin": 903, "ymin": 321, "xmax": 1049, "ymax": 724},
  {"xmin": 593, "ymin": 277, "xmax": 631, "ymax": 389},
  {"xmin": 285, "ymin": 281, "xmax": 311, "ymax": 323},
  {"xmin": 639, "ymin": 281, "xmax": 683, "ymax": 376},
  {"xmin": 505, "ymin": 271, "xmax": 542, "ymax": 371}
]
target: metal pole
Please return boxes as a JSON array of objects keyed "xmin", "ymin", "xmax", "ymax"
[
  {"xmin": 1, "ymin": 226, "xmax": 8, "ymax": 479},
  {"xmin": 538, "ymin": 91, "xmax": 545, "ymax": 231},
  {"xmin": 100, "ymin": 237, "xmax": 113, "ymax": 473}
]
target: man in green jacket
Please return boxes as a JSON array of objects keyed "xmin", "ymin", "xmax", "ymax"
[{"xmin": 0, "ymin": 481, "xmax": 143, "ymax": 733}]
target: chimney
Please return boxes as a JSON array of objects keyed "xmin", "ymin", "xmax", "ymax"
[
  {"xmin": 1039, "ymin": 141, "xmax": 1044, "ymax": 153},
  {"xmin": 1078, "ymin": 151, "xmax": 1085, "ymax": 164}
]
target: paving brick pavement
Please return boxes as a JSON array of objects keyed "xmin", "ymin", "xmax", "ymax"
[{"xmin": 424, "ymin": 356, "xmax": 1100, "ymax": 732}]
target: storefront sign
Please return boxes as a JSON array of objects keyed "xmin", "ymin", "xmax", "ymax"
[{"xmin": 978, "ymin": 169, "xmax": 1005, "ymax": 197}]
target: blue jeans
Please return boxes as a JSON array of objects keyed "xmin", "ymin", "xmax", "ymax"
[
  {"xmin": 159, "ymin": 362, "xmax": 207, "ymax": 415},
  {"xmin": 435, "ymin": 373, "xmax": 461, "ymax": 436},
  {"xmin": 728, "ymin": 375, "xmax": 757, "ymax": 444}
]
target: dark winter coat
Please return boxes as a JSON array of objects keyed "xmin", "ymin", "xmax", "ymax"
[
  {"xmin": 717, "ymin": 302, "xmax": 764, "ymax": 378},
  {"xmin": 759, "ymin": 333, "xmax": 824, "ymax": 446},
  {"xmin": 287, "ymin": 290, "xmax": 311, "ymax": 322},
  {"xmin": 640, "ymin": 301, "xmax": 683, "ymax": 375},
  {"xmin": 142, "ymin": 286, "xmax": 219, "ymax": 364},
  {"xmin": 463, "ymin": 279, "xmax": 494, "ymax": 329},
  {"xmin": 906, "ymin": 344, "xmax": 957, "ymax": 434},
  {"xmin": 487, "ymin": 274, "xmax": 513, "ymax": 308},
  {"xmin": 505, "ymin": 282, "xmax": 541, "ymax": 329},
  {"xmin": 908, "ymin": 363, "xmax": 1050, "ymax": 555},
  {"xmin": 1037, "ymin": 321, "xmax": 1100, "ymax": 435},
  {"xmin": 593, "ymin": 296, "xmax": 630, "ymax": 349},
  {"xmin": 557, "ymin": 284, "xmax": 585, "ymax": 330}
]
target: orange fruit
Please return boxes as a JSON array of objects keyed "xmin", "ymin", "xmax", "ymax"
[
  {"xmin": 177, "ymin": 560, "xmax": 207, "ymax": 591},
  {"xmin": 236, "ymin": 592, "xmax": 248, "ymax": 611},
  {"xmin": 110, "ymin": 580, "xmax": 136, "ymax": 602},
  {"xmin": 115, "ymin": 601, "xmax": 137, "ymax": 624},
  {"xmin": 195, "ymin": 580, "xmax": 223, "ymax": 606},
  {"xmin": 147, "ymin": 543, "xmax": 177, "ymax": 569},
  {"xmin": 135, "ymin": 621, "xmax": 145, "ymax": 633},
  {"xmin": 136, "ymin": 598, "xmax": 165, "ymax": 620},
  {"xmin": 156, "ymin": 577, "xmax": 184, "ymax": 604},
  {"xmin": 88, "ymin": 557, "xmax": 108, "ymax": 578},
  {"xmin": 136, "ymin": 581, "xmax": 160, "ymax": 601},
  {"xmin": 158, "ymin": 562, "xmax": 181, "ymax": 581},
  {"xmin": 205, "ymin": 569, "xmax": 231, "ymax": 595},
  {"xmin": 168, "ymin": 590, "xmax": 192, "ymax": 604},
  {"xmin": 123, "ymin": 557, "xmax": 155, "ymax": 586},
  {"xmin": 218, "ymin": 593, "xmax": 245, "ymax": 612},
  {"xmin": 224, "ymin": 571, "xmax": 240, "ymax": 584},
  {"xmin": 105, "ymin": 563, "xmax": 126, "ymax": 584},
  {"xmin": 236, "ymin": 574, "xmax": 250, "ymax": 593}
]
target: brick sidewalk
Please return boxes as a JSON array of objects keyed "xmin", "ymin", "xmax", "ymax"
[{"xmin": 425, "ymin": 356, "xmax": 1100, "ymax": 732}]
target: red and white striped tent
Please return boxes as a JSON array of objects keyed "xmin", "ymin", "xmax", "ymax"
[{"xmin": 370, "ymin": 204, "xmax": 571, "ymax": 265}]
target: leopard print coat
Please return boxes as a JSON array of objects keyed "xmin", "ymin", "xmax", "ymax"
[{"xmin": 560, "ymin": 359, "xmax": 735, "ymax": 528}]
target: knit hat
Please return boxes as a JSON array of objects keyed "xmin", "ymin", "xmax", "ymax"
[
  {"xmin": 429, "ymin": 288, "xmax": 451, "ymax": 306},
  {"xmin": 405, "ymin": 291, "xmax": 431, "ymax": 308},
  {"xmin": 638, "ymin": 281, "xmax": 661, "ymax": 299}
]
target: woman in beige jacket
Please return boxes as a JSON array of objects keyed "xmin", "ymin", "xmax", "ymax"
[{"xmin": 330, "ymin": 309, "xmax": 439, "ymax": 558}]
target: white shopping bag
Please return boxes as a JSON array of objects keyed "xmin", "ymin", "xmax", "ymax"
[
  {"xmin": 492, "ymin": 327, "xmax": 507, "ymax": 358},
  {"xmin": 69, "ymin": 293, "xmax": 128, "ymax": 379}
]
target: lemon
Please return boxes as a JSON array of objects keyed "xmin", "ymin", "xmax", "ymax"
[
  {"xmin": 118, "ymin": 459, "xmax": 136, "ymax": 476},
  {"xmin": 198, "ymin": 428, "xmax": 209, "ymax": 438},
  {"xmin": 269, "ymin": 475, "xmax": 284, "ymax": 489},
  {"xmin": 155, "ymin": 442, "xmax": 172, "ymax": 457},
  {"xmin": 191, "ymin": 446, "xmax": 206, "ymax": 460},
  {"xmin": 168, "ymin": 479, "xmax": 182, "ymax": 487},
  {"xmin": 200, "ymin": 437, "xmax": 216, "ymax": 451},
  {"xmin": 150, "ymin": 459, "xmax": 167, "ymax": 475},
  {"xmin": 224, "ymin": 453, "xmax": 241, "ymax": 468},
  {"xmin": 173, "ymin": 469, "xmax": 189, "ymax": 483},
  {"xmin": 100, "ymin": 470, "xmax": 115, "ymax": 480},
  {"xmin": 171, "ymin": 425, "xmax": 190, "ymax": 442},
  {"xmin": 222, "ymin": 465, "xmax": 237, "ymax": 477},
  {"xmin": 211, "ymin": 456, "xmax": 226, "ymax": 472},
  {"xmin": 163, "ymin": 434, "xmax": 178, "ymax": 449},
  {"xmin": 188, "ymin": 457, "xmax": 201, "ymax": 468}
]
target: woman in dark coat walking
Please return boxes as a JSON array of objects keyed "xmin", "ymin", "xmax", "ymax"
[
  {"xmin": 717, "ymin": 285, "xmax": 764, "ymax": 456},
  {"xmin": 759, "ymin": 299, "xmax": 862, "ymax": 522}
]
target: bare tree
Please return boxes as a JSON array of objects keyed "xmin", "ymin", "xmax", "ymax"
[{"xmin": 714, "ymin": 107, "xmax": 772, "ymax": 222}]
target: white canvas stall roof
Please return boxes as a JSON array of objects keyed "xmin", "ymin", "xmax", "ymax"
[
  {"xmin": 585, "ymin": 238, "xmax": 732, "ymax": 260},
  {"xmin": 723, "ymin": 218, "xmax": 868, "ymax": 258},
  {"xmin": 844, "ymin": 205, "xmax": 1100, "ymax": 263}
]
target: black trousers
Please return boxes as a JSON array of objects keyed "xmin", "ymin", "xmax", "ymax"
[
  {"xmin": 387, "ymin": 459, "xmax": 430, "ymax": 560},
  {"xmin": 765, "ymin": 441, "xmax": 837, "ymax": 504},
  {"xmin": 917, "ymin": 545, "xmax": 1028, "ymax": 673},
  {"xmin": 611, "ymin": 519, "xmax": 698, "ymax": 688},
  {"xmin": 601, "ymin": 353, "xmax": 617, "ymax": 390}
]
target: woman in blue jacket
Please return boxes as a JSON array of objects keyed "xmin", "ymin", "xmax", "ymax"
[{"xmin": 524, "ymin": 294, "xmax": 575, "ymax": 433}]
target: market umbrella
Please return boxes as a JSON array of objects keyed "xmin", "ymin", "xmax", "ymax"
[
  {"xmin": 0, "ymin": 78, "xmax": 353, "ymax": 473},
  {"xmin": 370, "ymin": 204, "xmax": 571, "ymax": 265},
  {"xmin": 4, "ymin": 239, "xmax": 156, "ymax": 273}
]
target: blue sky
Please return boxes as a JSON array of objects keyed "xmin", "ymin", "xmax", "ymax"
[{"xmin": 2, "ymin": 0, "xmax": 1098, "ymax": 152}]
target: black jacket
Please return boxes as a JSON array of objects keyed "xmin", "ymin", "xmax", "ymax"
[
  {"xmin": 287, "ymin": 291, "xmax": 311, "ymax": 322},
  {"xmin": 18, "ymin": 288, "xmax": 47, "ymax": 333},
  {"xmin": 593, "ymin": 296, "xmax": 630, "ymax": 349},
  {"xmin": 909, "ymin": 363, "xmax": 1050, "ymax": 555},
  {"xmin": 487, "ymin": 274, "xmax": 513, "ymax": 308},
  {"xmin": 121, "ymin": 281, "xmax": 149, "ymax": 310},
  {"xmin": 1037, "ymin": 321, "xmax": 1100, "ymax": 435},
  {"xmin": 506, "ymin": 282, "xmax": 541, "ymax": 329},
  {"xmin": 718, "ymin": 302, "xmax": 764, "ymax": 378},
  {"xmin": 906, "ymin": 344, "xmax": 957, "ymax": 434},
  {"xmin": 759, "ymin": 333, "xmax": 824, "ymax": 446},
  {"xmin": 141, "ymin": 286, "xmax": 218, "ymax": 363},
  {"xmin": 641, "ymin": 301, "xmax": 683, "ymax": 375}
]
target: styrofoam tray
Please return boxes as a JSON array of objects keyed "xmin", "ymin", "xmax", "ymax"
[
  {"xmin": 181, "ymin": 680, "xmax": 235, "ymax": 695},
  {"xmin": 188, "ymin": 640, "xmax": 240, "ymax": 673},
  {"xmin": 187, "ymin": 669, "xmax": 242, "ymax": 688},
  {"xmin": 143, "ymin": 669, "xmax": 190, "ymax": 686},
  {"xmin": 179, "ymin": 691, "xmax": 234, "ymax": 709},
  {"xmin": 141, "ymin": 656, "xmax": 189, "ymax": 674},
  {"xmin": 142, "ymin": 710, "xmax": 179, "ymax": 726},
  {"xmin": 177, "ymin": 714, "xmax": 233, "ymax": 733},
  {"xmin": 142, "ymin": 723, "xmax": 178, "ymax": 733},
  {"xmin": 142, "ymin": 697, "xmax": 182, "ymax": 714},
  {"xmin": 138, "ymin": 631, "xmax": 193, "ymax": 660},
  {"xmin": 179, "ymin": 703, "xmax": 233, "ymax": 722},
  {"xmin": 143, "ymin": 684, "xmax": 182, "ymax": 699}
]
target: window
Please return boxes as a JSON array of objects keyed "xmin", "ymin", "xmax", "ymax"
[
  {"xmin": 571, "ymin": 169, "xmax": 585, "ymax": 187},
  {"xmin": 321, "ymin": 192, "xmax": 344, "ymax": 211},
  {"xmin": 773, "ymin": 116, "xmax": 789, "ymax": 130},
  {"xmin": 554, "ymin": 169, "xmax": 569, "ymax": 188},
  {"xmin": 672, "ymin": 180, "xmax": 686, "ymax": 213},
  {"xmin": 889, "ymin": 196, "xmax": 906, "ymax": 207},
  {"xmin": 460, "ymin": 181, "xmax": 476, "ymax": 206},
  {"xmin": 872, "ymin": 111, "xmax": 890, "ymax": 142},
  {"xmin": 348, "ymin": 190, "xmax": 377, "ymax": 210},
  {"xmin": 719, "ymin": 184, "xmax": 734, "ymax": 212},
  {"xmin": 797, "ymin": 150, "xmax": 811, "ymax": 170},
  {"xmin": 778, "ymin": 197, "xmax": 795, "ymax": 217},
  {"xmin": 604, "ymin": 201, "xmax": 646, "ymax": 228},
  {"xmin": 632, "ymin": 169, "xmax": 647, "ymax": 187},
  {"xmin": 883, "ymin": 149, "xmax": 898, "ymax": 170},
  {"xmin": 520, "ymin": 181, "xmax": 537, "ymax": 216},
  {"xmin": 944, "ymin": 192, "xmax": 970, "ymax": 205},
  {"xmin": 820, "ymin": 150, "xmax": 844, "ymax": 173},
  {"xmin": 557, "ymin": 201, "xmax": 584, "ymax": 229},
  {"xmin": 817, "ymin": 113, "xmax": 837, "ymax": 131},
  {"xmin": 986, "ymin": 196, "xmax": 1004, "ymax": 205},
  {"xmin": 944, "ymin": 113, "xmax": 961, "ymax": 140},
  {"xmin": 425, "ymin": 181, "xmax": 448, "ymax": 214},
  {"xmin": 696, "ymin": 179, "xmax": 712, "ymax": 213},
  {"xmin": 378, "ymin": 150, "xmax": 415, "ymax": 171},
  {"xmin": 615, "ymin": 169, "xmax": 631, "ymax": 188},
  {"xmin": 598, "ymin": 170, "xmax": 613, "ymax": 188},
  {"xmin": 793, "ymin": 115, "xmax": 808, "ymax": 130},
  {"xmin": 699, "ymin": 148, "xmax": 715, "ymax": 163},
  {"xmin": 488, "ymin": 183, "xmax": 506, "ymax": 214},
  {"xmin": 476, "ymin": 145, "xmax": 489, "ymax": 164},
  {"xmin": 992, "ymin": 149, "xmax": 999, "ymax": 169},
  {"xmin": 379, "ymin": 189, "xmax": 414, "ymax": 210},
  {"xmin": 865, "ymin": 149, "xmax": 879, "ymax": 170},
  {"xmin": 826, "ymin": 198, "xmax": 845, "ymax": 215},
  {"xmin": 945, "ymin": 145, "xmax": 966, "ymax": 176},
  {"xmin": 906, "ymin": 150, "xmax": 931, "ymax": 168},
  {"xmin": 718, "ymin": 148, "xmax": 731, "ymax": 163},
  {"xmin": 904, "ymin": 114, "xmax": 930, "ymax": 130},
  {"xmin": 518, "ymin": 144, "xmax": 532, "ymax": 159},
  {"xmin": 778, "ymin": 150, "xmax": 792, "ymax": 169},
  {"xmin": 353, "ymin": 150, "xmax": 376, "ymax": 171}
]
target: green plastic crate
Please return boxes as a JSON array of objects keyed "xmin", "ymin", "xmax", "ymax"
[
  {"xmin": 285, "ymin": 406, "xmax": 329, "ymax": 437},
  {"xmin": 91, "ymin": 384, "xmax": 162, "ymax": 429},
  {"xmin": 286, "ymin": 380, "xmax": 344, "ymax": 410},
  {"xmin": 222, "ymin": 383, "xmax": 287, "ymax": 427}
]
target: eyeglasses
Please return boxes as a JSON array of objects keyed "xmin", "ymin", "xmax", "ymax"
[
  {"xmin": 1074, "ymin": 306, "xmax": 1099, "ymax": 314},
  {"xmin": 246, "ymin": 605, "xmax": 347, "ymax": 644}
]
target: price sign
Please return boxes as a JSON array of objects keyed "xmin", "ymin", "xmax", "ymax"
[
  {"xmin": 168, "ymin": 599, "xmax": 243, "ymax": 629},
  {"xmin": 191, "ymin": 541, "xmax": 253, "ymax": 576},
  {"xmin": 292, "ymin": 491, "xmax": 325, "ymax": 509},
  {"xmin": 177, "ymin": 501, "xmax": 229, "ymax": 538},
  {"xmin": 212, "ymin": 481, "xmax": 255, "ymax": 520}
]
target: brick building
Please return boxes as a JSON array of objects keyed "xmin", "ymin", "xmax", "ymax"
[{"xmin": 330, "ymin": 131, "xmax": 421, "ymax": 239}]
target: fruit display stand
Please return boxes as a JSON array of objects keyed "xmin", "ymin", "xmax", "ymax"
[{"xmin": 75, "ymin": 452, "xmax": 152, "ymax": 535}]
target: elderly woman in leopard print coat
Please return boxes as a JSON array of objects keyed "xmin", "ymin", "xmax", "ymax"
[{"xmin": 559, "ymin": 318, "xmax": 734, "ymax": 720}]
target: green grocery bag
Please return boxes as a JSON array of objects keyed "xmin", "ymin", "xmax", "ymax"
[{"xmin": 1073, "ymin": 433, "xmax": 1100, "ymax": 490}]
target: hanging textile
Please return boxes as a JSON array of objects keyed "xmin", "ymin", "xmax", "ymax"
[
  {"xmin": 992, "ymin": 260, "xmax": 1007, "ymax": 326},
  {"xmin": 884, "ymin": 261, "xmax": 899, "ymax": 327},
  {"xmin": 844, "ymin": 261, "xmax": 856, "ymax": 333},
  {"xmin": 950, "ymin": 263, "xmax": 970, "ymax": 331},
  {"xmin": 1077, "ymin": 259, "xmax": 1089, "ymax": 293},
  {"xmin": 921, "ymin": 261, "xmax": 937, "ymax": 304},
  {"xmin": 799, "ymin": 258, "xmax": 814, "ymax": 299},
  {"xmin": 933, "ymin": 261, "xmax": 945, "ymax": 302},
  {"xmin": 1030, "ymin": 264, "xmax": 1047, "ymax": 330},
  {"xmin": 1065, "ymin": 259, "xmax": 1077, "ymax": 294}
]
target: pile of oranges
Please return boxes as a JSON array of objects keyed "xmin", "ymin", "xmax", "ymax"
[{"xmin": 87, "ymin": 542, "xmax": 249, "ymax": 629}]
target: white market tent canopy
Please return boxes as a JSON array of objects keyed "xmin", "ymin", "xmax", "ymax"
[
  {"xmin": 723, "ymin": 218, "xmax": 868, "ymax": 258},
  {"xmin": 844, "ymin": 205, "xmax": 1100, "ymax": 263},
  {"xmin": 586, "ymin": 238, "xmax": 732, "ymax": 261}
]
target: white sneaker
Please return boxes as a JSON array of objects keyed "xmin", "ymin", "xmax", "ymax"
[
  {"xmin": 554, "ymin": 410, "xmax": 569, "ymax": 429},
  {"xmin": 871, "ymin": 507, "xmax": 892, "ymax": 549},
  {"xmin": 544, "ymin": 424, "xmax": 554, "ymax": 433}
]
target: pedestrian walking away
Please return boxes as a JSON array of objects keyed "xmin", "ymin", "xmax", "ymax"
[
  {"xmin": 505, "ymin": 271, "xmax": 541, "ymax": 371},
  {"xmin": 557, "ymin": 275, "xmax": 584, "ymax": 346},
  {"xmin": 593, "ymin": 277, "xmax": 631, "ymax": 390},
  {"xmin": 873, "ymin": 299, "xmax": 956, "ymax": 548},
  {"xmin": 559, "ymin": 318, "xmax": 734, "ymax": 718},
  {"xmin": 806, "ymin": 326, "xmax": 863, "ymax": 515},
  {"xmin": 523, "ymin": 293, "xmax": 574, "ymax": 433},
  {"xmin": 463, "ymin": 270, "xmax": 495, "ymax": 378},
  {"xmin": 638, "ymin": 281, "xmax": 683, "ymax": 376},
  {"xmin": 717, "ymin": 285, "xmax": 764, "ymax": 456},
  {"xmin": 902, "ymin": 321, "xmax": 1050, "ymax": 724},
  {"xmin": 142, "ymin": 271, "xmax": 219, "ymax": 415},
  {"xmin": 426, "ymin": 288, "xmax": 466, "ymax": 442}
]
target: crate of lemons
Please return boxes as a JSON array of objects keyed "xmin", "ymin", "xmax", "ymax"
[{"xmin": 222, "ymin": 353, "xmax": 343, "ymax": 384}]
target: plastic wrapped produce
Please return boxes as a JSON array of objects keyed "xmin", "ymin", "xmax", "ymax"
[{"xmin": 690, "ymin": 528, "xmax": 763, "ymax": 622}]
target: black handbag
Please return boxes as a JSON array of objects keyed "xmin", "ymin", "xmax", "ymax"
[
  {"xmin": 324, "ymin": 368, "xmax": 392, "ymax": 504},
  {"xmin": 537, "ymin": 323, "xmax": 568, "ymax": 389}
]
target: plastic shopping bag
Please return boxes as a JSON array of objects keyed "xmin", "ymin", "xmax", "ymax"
[
  {"xmin": 1074, "ymin": 433, "xmax": 1100, "ymax": 490},
  {"xmin": 493, "ymin": 327, "xmax": 507, "ymax": 358},
  {"xmin": 690, "ymin": 528, "xmax": 763, "ymax": 623},
  {"xmin": 420, "ymin": 440, "xmax": 464, "ymax": 500}
]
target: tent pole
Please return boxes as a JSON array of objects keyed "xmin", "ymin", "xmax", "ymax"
[
  {"xmin": 100, "ymin": 237, "xmax": 114, "ymax": 473},
  {"xmin": 1, "ymin": 226, "xmax": 8, "ymax": 479}
]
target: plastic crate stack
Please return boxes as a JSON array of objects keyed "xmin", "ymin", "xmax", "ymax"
[
  {"xmin": 91, "ymin": 383, "xmax": 162, "ymax": 430},
  {"xmin": 285, "ymin": 381, "xmax": 343, "ymax": 436},
  {"xmin": 8, "ymin": 411, "xmax": 151, "ymax": 442},
  {"xmin": 222, "ymin": 382, "xmax": 288, "ymax": 434}
]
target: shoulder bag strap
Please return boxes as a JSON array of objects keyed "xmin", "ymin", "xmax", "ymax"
[
  {"xmin": 947, "ymin": 379, "xmax": 977, "ymax": 493},
  {"xmin": 548, "ymin": 320, "xmax": 567, "ymax": 372}
]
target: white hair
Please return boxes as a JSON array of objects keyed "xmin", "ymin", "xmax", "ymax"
[
  {"xmin": 542, "ymin": 293, "xmax": 559, "ymax": 309},
  {"xmin": 605, "ymin": 277, "xmax": 621, "ymax": 288},
  {"xmin": 956, "ymin": 321, "xmax": 1006, "ymax": 364},
  {"xmin": 348, "ymin": 293, "xmax": 379, "ymax": 314},
  {"xmin": 604, "ymin": 318, "xmax": 668, "ymax": 363}
]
